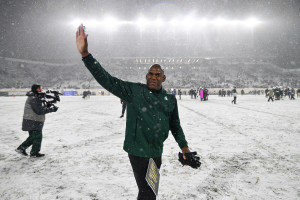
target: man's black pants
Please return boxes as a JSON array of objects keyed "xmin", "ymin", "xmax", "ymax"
[
  {"xmin": 128, "ymin": 154, "xmax": 162, "ymax": 200},
  {"xmin": 232, "ymin": 97, "xmax": 237, "ymax": 104},
  {"xmin": 291, "ymin": 95, "xmax": 295, "ymax": 100},
  {"xmin": 19, "ymin": 130, "xmax": 42, "ymax": 155}
]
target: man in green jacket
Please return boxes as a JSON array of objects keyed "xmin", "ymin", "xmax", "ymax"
[{"xmin": 76, "ymin": 24, "xmax": 192, "ymax": 199}]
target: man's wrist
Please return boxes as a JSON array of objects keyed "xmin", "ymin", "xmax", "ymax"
[
  {"xmin": 81, "ymin": 51, "xmax": 90, "ymax": 58},
  {"xmin": 181, "ymin": 146, "xmax": 190, "ymax": 152}
]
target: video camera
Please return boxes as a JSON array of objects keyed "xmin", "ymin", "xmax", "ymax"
[{"xmin": 37, "ymin": 90, "xmax": 63, "ymax": 108}]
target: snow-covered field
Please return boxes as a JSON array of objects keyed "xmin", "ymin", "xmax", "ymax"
[{"xmin": 0, "ymin": 95, "xmax": 299, "ymax": 200}]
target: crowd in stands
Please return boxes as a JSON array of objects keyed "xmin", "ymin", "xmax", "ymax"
[{"xmin": 0, "ymin": 57, "xmax": 299, "ymax": 90}]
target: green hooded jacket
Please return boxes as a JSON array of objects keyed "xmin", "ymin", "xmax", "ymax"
[{"xmin": 83, "ymin": 54, "xmax": 188, "ymax": 158}]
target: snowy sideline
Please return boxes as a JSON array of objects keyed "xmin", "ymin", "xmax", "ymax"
[{"xmin": 0, "ymin": 95, "xmax": 299, "ymax": 200}]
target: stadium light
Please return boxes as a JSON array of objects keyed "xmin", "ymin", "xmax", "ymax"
[
  {"xmin": 101, "ymin": 16, "xmax": 120, "ymax": 31},
  {"xmin": 213, "ymin": 18, "xmax": 228, "ymax": 26},
  {"xmin": 198, "ymin": 18, "xmax": 208, "ymax": 26},
  {"xmin": 245, "ymin": 17, "xmax": 261, "ymax": 27},
  {"xmin": 170, "ymin": 18, "xmax": 179, "ymax": 26},
  {"xmin": 136, "ymin": 17, "xmax": 150, "ymax": 30},
  {"xmin": 229, "ymin": 19, "xmax": 242, "ymax": 26},
  {"xmin": 70, "ymin": 15, "xmax": 263, "ymax": 32},
  {"xmin": 182, "ymin": 17, "xmax": 196, "ymax": 29},
  {"xmin": 70, "ymin": 18, "xmax": 101, "ymax": 29},
  {"xmin": 70, "ymin": 15, "xmax": 263, "ymax": 31},
  {"xmin": 70, "ymin": 19, "xmax": 82, "ymax": 28},
  {"xmin": 154, "ymin": 18, "xmax": 163, "ymax": 27}
]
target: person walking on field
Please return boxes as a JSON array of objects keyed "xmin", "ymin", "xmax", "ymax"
[
  {"xmin": 76, "ymin": 24, "xmax": 200, "ymax": 199},
  {"xmin": 178, "ymin": 89, "xmax": 182, "ymax": 100},
  {"xmin": 15, "ymin": 84, "xmax": 58, "ymax": 157},
  {"xmin": 200, "ymin": 88, "xmax": 204, "ymax": 101},
  {"xmin": 290, "ymin": 88, "xmax": 295, "ymax": 100},
  {"xmin": 231, "ymin": 87, "xmax": 237, "ymax": 104},
  {"xmin": 268, "ymin": 88, "xmax": 274, "ymax": 102}
]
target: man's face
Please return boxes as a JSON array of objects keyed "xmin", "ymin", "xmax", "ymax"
[
  {"xmin": 37, "ymin": 86, "xmax": 43, "ymax": 92},
  {"xmin": 146, "ymin": 66, "xmax": 166, "ymax": 90}
]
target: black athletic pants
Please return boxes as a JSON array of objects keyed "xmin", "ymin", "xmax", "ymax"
[
  {"xmin": 232, "ymin": 97, "xmax": 237, "ymax": 104},
  {"xmin": 128, "ymin": 154, "xmax": 162, "ymax": 200},
  {"xmin": 291, "ymin": 95, "xmax": 295, "ymax": 100},
  {"xmin": 19, "ymin": 130, "xmax": 43, "ymax": 156}
]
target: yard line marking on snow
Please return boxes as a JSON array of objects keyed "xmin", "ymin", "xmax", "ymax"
[
  {"xmin": 207, "ymin": 100, "xmax": 297, "ymax": 120},
  {"xmin": 179, "ymin": 104, "xmax": 298, "ymax": 165},
  {"xmin": 180, "ymin": 104, "xmax": 244, "ymax": 135}
]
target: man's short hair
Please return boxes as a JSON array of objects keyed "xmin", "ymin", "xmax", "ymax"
[
  {"xmin": 150, "ymin": 64, "xmax": 164, "ymax": 74},
  {"xmin": 31, "ymin": 84, "xmax": 41, "ymax": 93}
]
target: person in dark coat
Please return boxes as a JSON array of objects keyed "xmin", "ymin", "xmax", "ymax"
[
  {"xmin": 203, "ymin": 88, "xmax": 209, "ymax": 101},
  {"xmin": 241, "ymin": 89, "xmax": 245, "ymax": 96},
  {"xmin": 287, "ymin": 88, "xmax": 291, "ymax": 99},
  {"xmin": 178, "ymin": 89, "xmax": 182, "ymax": 100},
  {"xmin": 120, "ymin": 99, "xmax": 127, "ymax": 118},
  {"xmin": 265, "ymin": 88, "xmax": 269, "ymax": 97},
  {"xmin": 82, "ymin": 90, "xmax": 88, "ymax": 99},
  {"xmin": 231, "ymin": 87, "xmax": 237, "ymax": 104},
  {"xmin": 15, "ymin": 84, "xmax": 58, "ymax": 157},
  {"xmin": 274, "ymin": 87, "xmax": 280, "ymax": 100},
  {"xmin": 222, "ymin": 89, "xmax": 226, "ymax": 97},
  {"xmin": 76, "ymin": 24, "xmax": 195, "ymax": 200},
  {"xmin": 290, "ymin": 88, "xmax": 295, "ymax": 100}
]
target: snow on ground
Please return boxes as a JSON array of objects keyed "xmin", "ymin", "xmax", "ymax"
[{"xmin": 0, "ymin": 95, "xmax": 299, "ymax": 200}]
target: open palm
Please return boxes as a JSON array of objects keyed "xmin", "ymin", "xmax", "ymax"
[{"xmin": 76, "ymin": 24, "xmax": 89, "ymax": 57}]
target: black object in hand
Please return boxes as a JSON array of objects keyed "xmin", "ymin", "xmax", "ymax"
[
  {"xmin": 178, "ymin": 152, "xmax": 201, "ymax": 169},
  {"xmin": 52, "ymin": 106, "xmax": 58, "ymax": 112}
]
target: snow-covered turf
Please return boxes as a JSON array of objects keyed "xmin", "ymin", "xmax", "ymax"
[{"xmin": 0, "ymin": 95, "xmax": 299, "ymax": 200}]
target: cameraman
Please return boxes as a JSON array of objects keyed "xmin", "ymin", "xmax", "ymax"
[{"xmin": 15, "ymin": 84, "xmax": 58, "ymax": 158}]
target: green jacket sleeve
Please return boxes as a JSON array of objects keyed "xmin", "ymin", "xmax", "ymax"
[
  {"xmin": 82, "ymin": 54, "xmax": 133, "ymax": 102},
  {"xmin": 169, "ymin": 98, "xmax": 188, "ymax": 149}
]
